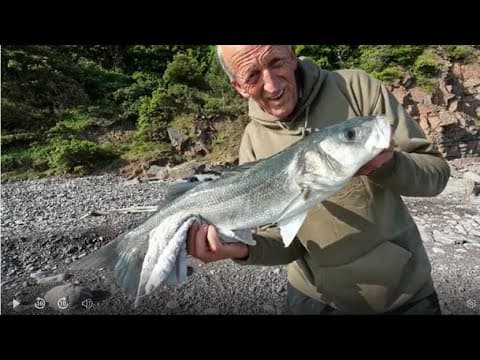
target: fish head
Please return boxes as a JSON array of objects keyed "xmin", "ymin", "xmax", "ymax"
[{"xmin": 316, "ymin": 115, "xmax": 392, "ymax": 177}]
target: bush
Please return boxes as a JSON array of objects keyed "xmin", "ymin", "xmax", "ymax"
[
  {"xmin": 371, "ymin": 65, "xmax": 404, "ymax": 82},
  {"xmin": 1, "ymin": 131, "xmax": 40, "ymax": 149},
  {"xmin": 163, "ymin": 52, "xmax": 207, "ymax": 90},
  {"xmin": 444, "ymin": 45, "xmax": 475, "ymax": 62},
  {"xmin": 113, "ymin": 71, "xmax": 162, "ymax": 121},
  {"xmin": 76, "ymin": 57, "xmax": 131, "ymax": 101},
  {"xmin": 47, "ymin": 138, "xmax": 116, "ymax": 174},
  {"xmin": 136, "ymin": 88, "xmax": 175, "ymax": 141},
  {"xmin": 412, "ymin": 52, "xmax": 443, "ymax": 92},
  {"xmin": 1, "ymin": 152, "xmax": 33, "ymax": 171},
  {"xmin": 1, "ymin": 98, "xmax": 56, "ymax": 131},
  {"xmin": 412, "ymin": 53, "xmax": 443, "ymax": 78}
]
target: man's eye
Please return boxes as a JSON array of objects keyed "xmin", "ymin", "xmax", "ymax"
[
  {"xmin": 246, "ymin": 72, "xmax": 259, "ymax": 84},
  {"xmin": 272, "ymin": 59, "xmax": 285, "ymax": 67}
]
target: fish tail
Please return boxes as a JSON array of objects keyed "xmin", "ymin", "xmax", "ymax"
[{"xmin": 70, "ymin": 181, "xmax": 204, "ymax": 303}]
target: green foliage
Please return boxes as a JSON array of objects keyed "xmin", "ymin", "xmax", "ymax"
[
  {"xmin": 1, "ymin": 151, "xmax": 33, "ymax": 172},
  {"xmin": 3, "ymin": 44, "xmax": 477, "ymax": 181},
  {"xmin": 125, "ymin": 45, "xmax": 184, "ymax": 75},
  {"xmin": 204, "ymin": 46, "xmax": 235, "ymax": 92},
  {"xmin": 163, "ymin": 52, "xmax": 207, "ymax": 89},
  {"xmin": 113, "ymin": 71, "xmax": 162, "ymax": 121},
  {"xmin": 294, "ymin": 45, "xmax": 357, "ymax": 70},
  {"xmin": 76, "ymin": 57, "xmax": 131, "ymax": 101},
  {"xmin": 200, "ymin": 93, "xmax": 246, "ymax": 119},
  {"xmin": 1, "ymin": 98, "xmax": 49, "ymax": 131},
  {"xmin": 136, "ymin": 87, "xmax": 175, "ymax": 141},
  {"xmin": 412, "ymin": 51, "xmax": 443, "ymax": 92},
  {"xmin": 412, "ymin": 53, "xmax": 443, "ymax": 77},
  {"xmin": 170, "ymin": 115, "xmax": 196, "ymax": 139},
  {"xmin": 205, "ymin": 115, "xmax": 251, "ymax": 165},
  {"xmin": 1, "ymin": 131, "xmax": 40, "ymax": 149},
  {"xmin": 120, "ymin": 138, "xmax": 172, "ymax": 162},
  {"xmin": 2, "ymin": 46, "xmax": 89, "ymax": 107},
  {"xmin": 385, "ymin": 46, "xmax": 424, "ymax": 66},
  {"xmin": 72, "ymin": 45, "xmax": 129, "ymax": 71},
  {"xmin": 443, "ymin": 45, "xmax": 475, "ymax": 62},
  {"xmin": 136, "ymin": 83, "xmax": 212, "ymax": 141},
  {"xmin": 372, "ymin": 65, "xmax": 405, "ymax": 82},
  {"xmin": 356, "ymin": 45, "xmax": 424, "ymax": 81},
  {"xmin": 46, "ymin": 138, "xmax": 116, "ymax": 174},
  {"xmin": 48, "ymin": 115, "xmax": 91, "ymax": 137}
]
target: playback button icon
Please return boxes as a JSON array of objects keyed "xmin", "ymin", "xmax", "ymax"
[
  {"xmin": 81, "ymin": 298, "xmax": 93, "ymax": 310},
  {"xmin": 34, "ymin": 297, "xmax": 46, "ymax": 310}
]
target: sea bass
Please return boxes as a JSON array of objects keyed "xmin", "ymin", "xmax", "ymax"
[{"xmin": 72, "ymin": 115, "xmax": 392, "ymax": 305}]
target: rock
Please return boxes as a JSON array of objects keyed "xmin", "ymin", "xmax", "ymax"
[
  {"xmin": 464, "ymin": 78, "xmax": 480, "ymax": 88},
  {"xmin": 262, "ymin": 304, "xmax": 276, "ymax": 313},
  {"xmin": 203, "ymin": 307, "xmax": 220, "ymax": 315},
  {"xmin": 35, "ymin": 273, "xmax": 73, "ymax": 285},
  {"xmin": 432, "ymin": 247, "xmax": 446, "ymax": 255},
  {"xmin": 418, "ymin": 225, "xmax": 434, "ymax": 243},
  {"xmin": 166, "ymin": 300, "xmax": 179, "ymax": 309},
  {"xmin": 146, "ymin": 165, "xmax": 164, "ymax": 178},
  {"xmin": 167, "ymin": 127, "xmax": 189, "ymax": 152},
  {"xmin": 124, "ymin": 178, "xmax": 140, "ymax": 185},
  {"xmin": 44, "ymin": 283, "xmax": 93, "ymax": 312},
  {"xmin": 166, "ymin": 161, "xmax": 203, "ymax": 180},
  {"xmin": 439, "ymin": 177, "xmax": 478, "ymax": 198},
  {"xmin": 433, "ymin": 230, "xmax": 455, "ymax": 245},
  {"xmin": 463, "ymin": 171, "xmax": 480, "ymax": 183}
]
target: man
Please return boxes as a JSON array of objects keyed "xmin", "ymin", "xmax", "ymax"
[{"xmin": 187, "ymin": 45, "xmax": 450, "ymax": 314}]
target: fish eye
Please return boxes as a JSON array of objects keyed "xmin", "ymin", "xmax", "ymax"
[{"xmin": 344, "ymin": 128, "xmax": 356, "ymax": 140}]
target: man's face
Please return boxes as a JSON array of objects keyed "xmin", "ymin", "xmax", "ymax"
[{"xmin": 222, "ymin": 45, "xmax": 299, "ymax": 119}]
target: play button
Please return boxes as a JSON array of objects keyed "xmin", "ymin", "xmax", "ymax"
[{"xmin": 13, "ymin": 299, "xmax": 20, "ymax": 309}]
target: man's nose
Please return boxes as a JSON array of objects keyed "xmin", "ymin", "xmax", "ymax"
[{"xmin": 262, "ymin": 69, "xmax": 281, "ymax": 94}]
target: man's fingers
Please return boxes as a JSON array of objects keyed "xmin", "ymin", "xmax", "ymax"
[
  {"xmin": 187, "ymin": 223, "xmax": 198, "ymax": 255},
  {"xmin": 206, "ymin": 225, "xmax": 220, "ymax": 252},
  {"xmin": 194, "ymin": 224, "xmax": 208, "ymax": 257}
]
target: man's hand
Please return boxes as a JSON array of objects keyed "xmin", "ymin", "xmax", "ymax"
[
  {"xmin": 187, "ymin": 223, "xmax": 249, "ymax": 263},
  {"xmin": 355, "ymin": 138, "xmax": 395, "ymax": 176}
]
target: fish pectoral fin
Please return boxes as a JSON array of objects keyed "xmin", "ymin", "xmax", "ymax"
[
  {"xmin": 217, "ymin": 228, "xmax": 256, "ymax": 246},
  {"xmin": 277, "ymin": 211, "xmax": 308, "ymax": 247}
]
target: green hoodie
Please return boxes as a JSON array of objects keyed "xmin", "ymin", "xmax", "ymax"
[{"xmin": 235, "ymin": 57, "xmax": 450, "ymax": 314}]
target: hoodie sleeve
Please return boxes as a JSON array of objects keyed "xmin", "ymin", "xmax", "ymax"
[
  {"xmin": 366, "ymin": 79, "xmax": 451, "ymax": 197},
  {"xmin": 234, "ymin": 225, "xmax": 305, "ymax": 266}
]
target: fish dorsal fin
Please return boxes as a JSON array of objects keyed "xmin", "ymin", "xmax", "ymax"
[
  {"xmin": 163, "ymin": 161, "xmax": 264, "ymax": 203},
  {"xmin": 161, "ymin": 182, "xmax": 201, "ymax": 203},
  {"xmin": 218, "ymin": 159, "xmax": 264, "ymax": 177},
  {"xmin": 277, "ymin": 211, "xmax": 308, "ymax": 247}
]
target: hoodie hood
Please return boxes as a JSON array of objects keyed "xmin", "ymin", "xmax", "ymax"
[{"xmin": 248, "ymin": 57, "xmax": 327, "ymax": 135}]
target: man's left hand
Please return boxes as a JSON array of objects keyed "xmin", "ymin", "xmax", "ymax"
[{"xmin": 355, "ymin": 139, "xmax": 395, "ymax": 176}]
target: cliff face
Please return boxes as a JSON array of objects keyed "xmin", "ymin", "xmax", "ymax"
[{"xmin": 389, "ymin": 62, "xmax": 480, "ymax": 160}]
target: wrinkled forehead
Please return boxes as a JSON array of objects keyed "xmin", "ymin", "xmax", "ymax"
[{"xmin": 221, "ymin": 45, "xmax": 290, "ymax": 72}]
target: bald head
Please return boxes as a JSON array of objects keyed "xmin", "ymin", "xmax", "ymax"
[{"xmin": 217, "ymin": 45, "xmax": 292, "ymax": 81}]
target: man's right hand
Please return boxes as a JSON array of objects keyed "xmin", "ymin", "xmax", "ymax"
[{"xmin": 186, "ymin": 223, "xmax": 249, "ymax": 263}]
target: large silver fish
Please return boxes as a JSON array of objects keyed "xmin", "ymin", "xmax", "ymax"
[{"xmin": 72, "ymin": 115, "xmax": 392, "ymax": 305}]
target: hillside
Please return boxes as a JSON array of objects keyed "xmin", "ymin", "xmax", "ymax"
[{"xmin": 1, "ymin": 45, "xmax": 479, "ymax": 182}]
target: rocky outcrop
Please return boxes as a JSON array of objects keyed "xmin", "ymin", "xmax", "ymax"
[{"xmin": 389, "ymin": 62, "xmax": 480, "ymax": 159}]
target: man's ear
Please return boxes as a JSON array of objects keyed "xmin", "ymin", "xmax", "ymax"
[{"xmin": 231, "ymin": 81, "xmax": 249, "ymax": 99}]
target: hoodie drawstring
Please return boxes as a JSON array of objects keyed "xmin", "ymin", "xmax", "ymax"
[{"xmin": 302, "ymin": 106, "xmax": 310, "ymax": 138}]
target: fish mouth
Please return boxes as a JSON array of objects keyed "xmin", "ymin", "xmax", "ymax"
[
  {"xmin": 365, "ymin": 116, "xmax": 391, "ymax": 152},
  {"xmin": 376, "ymin": 116, "xmax": 392, "ymax": 149}
]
